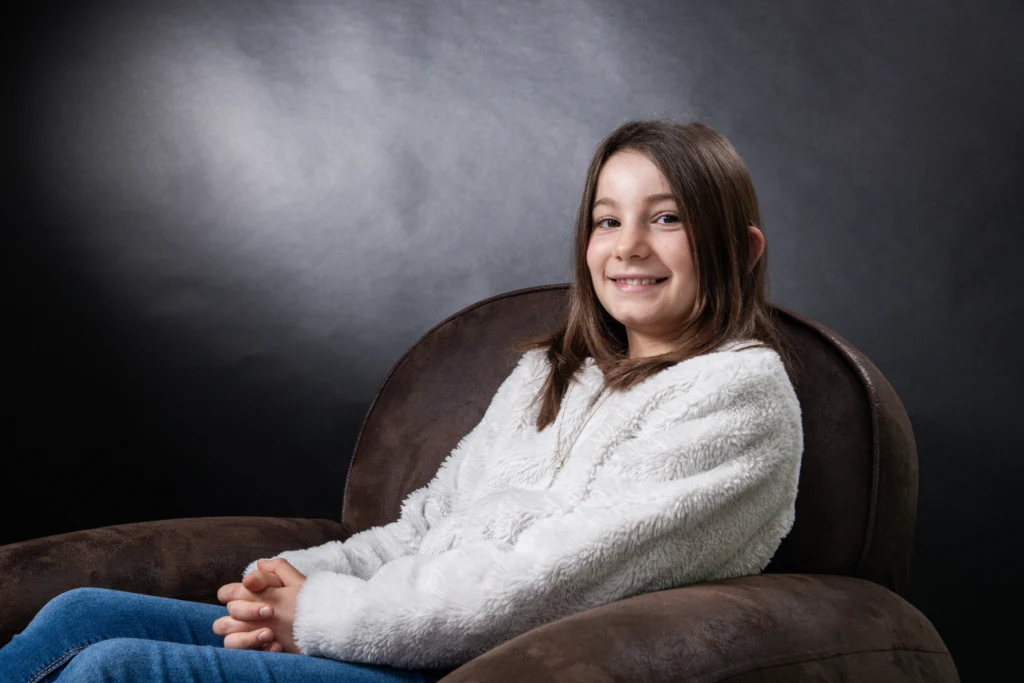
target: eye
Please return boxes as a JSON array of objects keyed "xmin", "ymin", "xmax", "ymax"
[{"xmin": 593, "ymin": 214, "xmax": 679, "ymax": 230}]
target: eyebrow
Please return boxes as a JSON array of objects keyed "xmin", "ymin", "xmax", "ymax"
[{"xmin": 592, "ymin": 192, "xmax": 676, "ymax": 210}]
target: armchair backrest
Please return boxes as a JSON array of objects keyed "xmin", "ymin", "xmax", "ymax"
[{"xmin": 342, "ymin": 284, "xmax": 918, "ymax": 596}]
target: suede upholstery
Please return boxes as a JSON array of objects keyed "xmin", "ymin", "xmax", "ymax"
[{"xmin": 0, "ymin": 283, "xmax": 959, "ymax": 681}]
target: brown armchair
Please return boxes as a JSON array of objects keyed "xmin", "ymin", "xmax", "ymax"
[{"xmin": 0, "ymin": 283, "xmax": 960, "ymax": 682}]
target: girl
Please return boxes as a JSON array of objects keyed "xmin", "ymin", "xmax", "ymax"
[{"xmin": 0, "ymin": 120, "xmax": 803, "ymax": 682}]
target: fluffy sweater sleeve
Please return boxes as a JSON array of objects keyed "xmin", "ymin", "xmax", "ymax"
[
  {"xmin": 290, "ymin": 353, "xmax": 804, "ymax": 669},
  {"xmin": 241, "ymin": 352, "xmax": 537, "ymax": 580}
]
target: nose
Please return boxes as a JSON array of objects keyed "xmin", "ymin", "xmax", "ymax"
[{"xmin": 613, "ymin": 221, "xmax": 651, "ymax": 260}]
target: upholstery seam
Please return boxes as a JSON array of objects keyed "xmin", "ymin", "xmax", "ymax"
[{"xmin": 712, "ymin": 644, "xmax": 954, "ymax": 682}]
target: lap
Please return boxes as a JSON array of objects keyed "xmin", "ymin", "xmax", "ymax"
[
  {"xmin": 39, "ymin": 586, "xmax": 229, "ymax": 649},
  {"xmin": 61, "ymin": 637, "xmax": 433, "ymax": 683},
  {"xmin": 37, "ymin": 588, "xmax": 442, "ymax": 683}
]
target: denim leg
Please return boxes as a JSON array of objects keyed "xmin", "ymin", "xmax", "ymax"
[
  {"xmin": 0, "ymin": 587, "xmax": 455, "ymax": 683},
  {"xmin": 56, "ymin": 637, "xmax": 439, "ymax": 683},
  {"xmin": 0, "ymin": 587, "xmax": 229, "ymax": 682}
]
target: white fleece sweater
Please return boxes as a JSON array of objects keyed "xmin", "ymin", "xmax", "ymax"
[{"xmin": 243, "ymin": 340, "xmax": 804, "ymax": 669}]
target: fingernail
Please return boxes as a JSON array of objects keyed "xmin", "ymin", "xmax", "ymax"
[
  {"xmin": 259, "ymin": 606, "xmax": 272, "ymax": 617},
  {"xmin": 259, "ymin": 631, "xmax": 272, "ymax": 642}
]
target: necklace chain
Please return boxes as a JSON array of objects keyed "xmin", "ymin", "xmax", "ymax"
[{"xmin": 554, "ymin": 381, "xmax": 611, "ymax": 477}]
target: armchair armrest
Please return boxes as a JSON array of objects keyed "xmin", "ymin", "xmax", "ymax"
[
  {"xmin": 442, "ymin": 573, "xmax": 959, "ymax": 683},
  {"xmin": 0, "ymin": 516, "xmax": 346, "ymax": 647}
]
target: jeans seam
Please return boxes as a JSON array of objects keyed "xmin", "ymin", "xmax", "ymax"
[{"xmin": 27, "ymin": 642, "xmax": 93, "ymax": 683}]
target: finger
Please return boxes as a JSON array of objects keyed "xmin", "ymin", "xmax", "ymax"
[
  {"xmin": 242, "ymin": 572, "xmax": 267, "ymax": 593},
  {"xmin": 227, "ymin": 600, "xmax": 274, "ymax": 621},
  {"xmin": 214, "ymin": 615, "xmax": 272, "ymax": 637},
  {"xmin": 263, "ymin": 641, "xmax": 284, "ymax": 653},
  {"xmin": 243, "ymin": 570, "xmax": 285, "ymax": 593},
  {"xmin": 224, "ymin": 628, "xmax": 275, "ymax": 651},
  {"xmin": 217, "ymin": 582, "xmax": 266, "ymax": 604},
  {"xmin": 258, "ymin": 558, "xmax": 307, "ymax": 586},
  {"xmin": 243, "ymin": 570, "xmax": 285, "ymax": 592}
]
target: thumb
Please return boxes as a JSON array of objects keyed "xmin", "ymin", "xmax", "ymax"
[{"xmin": 258, "ymin": 558, "xmax": 307, "ymax": 586}]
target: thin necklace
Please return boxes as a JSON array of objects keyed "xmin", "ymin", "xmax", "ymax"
[{"xmin": 554, "ymin": 382, "xmax": 611, "ymax": 479}]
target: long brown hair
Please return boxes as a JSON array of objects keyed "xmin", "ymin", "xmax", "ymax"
[{"xmin": 509, "ymin": 119, "xmax": 802, "ymax": 431}]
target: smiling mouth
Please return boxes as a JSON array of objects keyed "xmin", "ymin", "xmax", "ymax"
[{"xmin": 610, "ymin": 277, "xmax": 668, "ymax": 293}]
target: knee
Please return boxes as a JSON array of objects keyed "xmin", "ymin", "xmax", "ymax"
[
  {"xmin": 37, "ymin": 587, "xmax": 116, "ymax": 621},
  {"xmin": 59, "ymin": 638, "xmax": 151, "ymax": 680}
]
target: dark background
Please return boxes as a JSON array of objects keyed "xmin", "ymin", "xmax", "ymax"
[{"xmin": 7, "ymin": 1, "xmax": 1021, "ymax": 680}]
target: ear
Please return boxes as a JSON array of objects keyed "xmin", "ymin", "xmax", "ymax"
[{"xmin": 747, "ymin": 225, "xmax": 765, "ymax": 271}]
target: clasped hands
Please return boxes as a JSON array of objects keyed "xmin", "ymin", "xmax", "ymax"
[{"xmin": 213, "ymin": 558, "xmax": 306, "ymax": 654}]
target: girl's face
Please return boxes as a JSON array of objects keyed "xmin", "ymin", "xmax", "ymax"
[{"xmin": 586, "ymin": 150, "xmax": 697, "ymax": 359}]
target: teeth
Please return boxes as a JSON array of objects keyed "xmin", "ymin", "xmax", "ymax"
[{"xmin": 619, "ymin": 278, "xmax": 660, "ymax": 285}]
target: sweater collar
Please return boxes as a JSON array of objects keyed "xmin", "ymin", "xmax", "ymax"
[{"xmin": 580, "ymin": 339, "xmax": 756, "ymax": 375}]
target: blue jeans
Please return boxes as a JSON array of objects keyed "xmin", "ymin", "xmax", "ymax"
[{"xmin": 0, "ymin": 587, "xmax": 456, "ymax": 682}]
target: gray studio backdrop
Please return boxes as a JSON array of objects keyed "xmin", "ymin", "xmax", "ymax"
[{"xmin": 10, "ymin": 0, "xmax": 1022, "ymax": 680}]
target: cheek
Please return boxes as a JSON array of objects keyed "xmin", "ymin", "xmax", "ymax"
[
  {"xmin": 664, "ymin": 246, "xmax": 694, "ymax": 280},
  {"xmin": 585, "ymin": 242, "xmax": 602, "ymax": 276}
]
